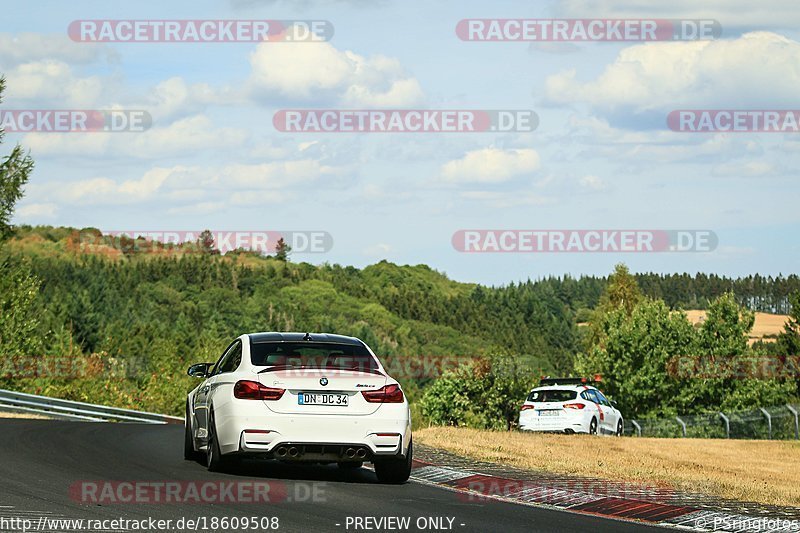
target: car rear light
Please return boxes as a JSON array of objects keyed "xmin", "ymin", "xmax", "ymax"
[
  {"xmin": 243, "ymin": 429, "xmax": 271, "ymax": 434},
  {"xmin": 234, "ymin": 380, "xmax": 285, "ymax": 401},
  {"xmin": 563, "ymin": 403, "xmax": 585, "ymax": 410},
  {"xmin": 520, "ymin": 405, "xmax": 535, "ymax": 411},
  {"xmin": 375, "ymin": 432, "xmax": 401, "ymax": 437},
  {"xmin": 361, "ymin": 384, "xmax": 404, "ymax": 403}
]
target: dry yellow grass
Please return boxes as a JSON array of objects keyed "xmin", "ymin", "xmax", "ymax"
[
  {"xmin": 416, "ymin": 427, "xmax": 800, "ymax": 507},
  {"xmin": 685, "ymin": 310, "xmax": 789, "ymax": 344},
  {"xmin": 0, "ymin": 411, "xmax": 51, "ymax": 420}
]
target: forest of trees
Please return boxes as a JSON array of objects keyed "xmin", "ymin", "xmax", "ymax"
[{"xmin": 0, "ymin": 225, "xmax": 797, "ymax": 426}]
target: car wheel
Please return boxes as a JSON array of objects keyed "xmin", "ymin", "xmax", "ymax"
[
  {"xmin": 616, "ymin": 419, "xmax": 623, "ymax": 437},
  {"xmin": 337, "ymin": 461, "xmax": 363, "ymax": 469},
  {"xmin": 206, "ymin": 412, "xmax": 233, "ymax": 472},
  {"xmin": 184, "ymin": 401, "xmax": 199, "ymax": 461},
  {"xmin": 374, "ymin": 440, "xmax": 412, "ymax": 484},
  {"xmin": 589, "ymin": 418, "xmax": 598, "ymax": 435}
]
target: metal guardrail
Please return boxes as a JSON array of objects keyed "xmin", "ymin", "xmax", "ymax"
[
  {"xmin": 623, "ymin": 403, "xmax": 800, "ymax": 440},
  {"xmin": 0, "ymin": 388, "xmax": 183, "ymax": 424}
]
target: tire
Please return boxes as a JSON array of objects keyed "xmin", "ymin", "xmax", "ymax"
[
  {"xmin": 374, "ymin": 441, "xmax": 412, "ymax": 484},
  {"xmin": 616, "ymin": 419, "xmax": 623, "ymax": 437},
  {"xmin": 589, "ymin": 418, "xmax": 598, "ymax": 435},
  {"xmin": 206, "ymin": 412, "xmax": 234, "ymax": 472},
  {"xmin": 337, "ymin": 461, "xmax": 363, "ymax": 470},
  {"xmin": 184, "ymin": 402, "xmax": 199, "ymax": 461}
]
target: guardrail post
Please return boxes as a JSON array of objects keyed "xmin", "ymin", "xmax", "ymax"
[
  {"xmin": 787, "ymin": 405, "xmax": 799, "ymax": 440},
  {"xmin": 759, "ymin": 408, "xmax": 772, "ymax": 440},
  {"xmin": 675, "ymin": 417, "xmax": 687, "ymax": 437},
  {"xmin": 719, "ymin": 412, "xmax": 730, "ymax": 439},
  {"xmin": 630, "ymin": 420, "xmax": 642, "ymax": 437}
]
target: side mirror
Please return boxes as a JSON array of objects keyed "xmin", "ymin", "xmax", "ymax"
[
  {"xmin": 188, "ymin": 363, "xmax": 212, "ymax": 378},
  {"xmin": 610, "ymin": 400, "xmax": 618, "ymax": 407}
]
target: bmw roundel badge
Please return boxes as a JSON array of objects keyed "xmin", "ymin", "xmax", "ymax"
[{"xmin": 320, "ymin": 377, "xmax": 328, "ymax": 386}]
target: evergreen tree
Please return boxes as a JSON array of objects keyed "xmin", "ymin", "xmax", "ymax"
[{"xmin": 274, "ymin": 237, "xmax": 291, "ymax": 262}]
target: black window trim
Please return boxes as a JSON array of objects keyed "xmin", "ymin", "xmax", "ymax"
[{"xmin": 211, "ymin": 339, "xmax": 241, "ymax": 376}]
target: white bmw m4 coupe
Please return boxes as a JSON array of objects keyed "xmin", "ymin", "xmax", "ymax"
[{"xmin": 184, "ymin": 332, "xmax": 413, "ymax": 483}]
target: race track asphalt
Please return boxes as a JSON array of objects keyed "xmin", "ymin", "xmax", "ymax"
[{"xmin": 0, "ymin": 420, "xmax": 668, "ymax": 532}]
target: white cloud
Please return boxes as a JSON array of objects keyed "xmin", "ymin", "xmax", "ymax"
[
  {"xmin": 459, "ymin": 191, "xmax": 553, "ymax": 208},
  {"xmin": 229, "ymin": 190, "xmax": 291, "ymax": 205},
  {"xmin": 579, "ymin": 175, "xmax": 608, "ymax": 191},
  {"xmin": 440, "ymin": 148, "xmax": 540, "ymax": 184},
  {"xmin": 247, "ymin": 41, "xmax": 424, "ymax": 106},
  {"xmin": 14, "ymin": 202, "xmax": 58, "ymax": 219},
  {"xmin": 528, "ymin": 42, "xmax": 581, "ymax": 55},
  {"xmin": 711, "ymin": 160, "xmax": 779, "ymax": 177},
  {"xmin": 167, "ymin": 202, "xmax": 226, "ymax": 216},
  {"xmin": 27, "ymin": 158, "xmax": 351, "ymax": 210},
  {"xmin": 362, "ymin": 243, "xmax": 394, "ymax": 257},
  {"xmin": 556, "ymin": 0, "xmax": 800, "ymax": 29},
  {"xmin": 0, "ymin": 33, "xmax": 115, "ymax": 67},
  {"xmin": 221, "ymin": 159, "xmax": 348, "ymax": 188},
  {"xmin": 545, "ymin": 32, "xmax": 800, "ymax": 120},
  {"xmin": 4, "ymin": 60, "xmax": 107, "ymax": 107},
  {"xmin": 22, "ymin": 115, "xmax": 249, "ymax": 159},
  {"xmin": 126, "ymin": 115, "xmax": 249, "ymax": 157},
  {"xmin": 555, "ymin": 114, "xmax": 765, "ymax": 164},
  {"xmin": 48, "ymin": 168, "xmax": 181, "ymax": 206},
  {"xmin": 145, "ymin": 77, "xmax": 227, "ymax": 121}
]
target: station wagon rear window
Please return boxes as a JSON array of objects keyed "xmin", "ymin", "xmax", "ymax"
[{"xmin": 526, "ymin": 389, "xmax": 578, "ymax": 403}]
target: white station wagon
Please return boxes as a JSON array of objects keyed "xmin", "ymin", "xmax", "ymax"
[{"xmin": 519, "ymin": 377, "xmax": 623, "ymax": 436}]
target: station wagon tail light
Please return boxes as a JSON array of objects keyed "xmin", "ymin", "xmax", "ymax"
[
  {"xmin": 563, "ymin": 403, "xmax": 585, "ymax": 410},
  {"xmin": 520, "ymin": 405, "xmax": 535, "ymax": 411},
  {"xmin": 361, "ymin": 384, "xmax": 404, "ymax": 403},
  {"xmin": 234, "ymin": 380, "xmax": 285, "ymax": 401}
]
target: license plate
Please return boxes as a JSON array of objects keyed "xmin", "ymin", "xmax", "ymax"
[
  {"xmin": 538, "ymin": 410, "xmax": 559, "ymax": 417},
  {"xmin": 298, "ymin": 392, "xmax": 349, "ymax": 406}
]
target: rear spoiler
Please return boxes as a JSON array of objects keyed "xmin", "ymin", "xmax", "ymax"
[{"xmin": 539, "ymin": 375, "xmax": 601, "ymax": 386}]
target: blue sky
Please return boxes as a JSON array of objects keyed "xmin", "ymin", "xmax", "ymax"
[{"xmin": 2, "ymin": 0, "xmax": 799, "ymax": 285}]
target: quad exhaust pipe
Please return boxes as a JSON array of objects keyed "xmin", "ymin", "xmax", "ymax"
[{"xmin": 276, "ymin": 445, "xmax": 365, "ymax": 459}]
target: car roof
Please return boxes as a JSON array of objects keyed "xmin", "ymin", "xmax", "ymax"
[{"xmin": 247, "ymin": 332, "xmax": 365, "ymax": 346}]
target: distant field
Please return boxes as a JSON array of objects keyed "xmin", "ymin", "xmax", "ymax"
[
  {"xmin": 685, "ymin": 310, "xmax": 789, "ymax": 344},
  {"xmin": 416, "ymin": 427, "xmax": 800, "ymax": 507}
]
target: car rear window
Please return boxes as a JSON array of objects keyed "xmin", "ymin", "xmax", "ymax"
[
  {"xmin": 526, "ymin": 389, "xmax": 577, "ymax": 403},
  {"xmin": 250, "ymin": 341, "xmax": 380, "ymax": 372}
]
